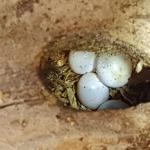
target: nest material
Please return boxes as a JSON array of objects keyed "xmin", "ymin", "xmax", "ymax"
[{"xmin": 40, "ymin": 31, "xmax": 150, "ymax": 110}]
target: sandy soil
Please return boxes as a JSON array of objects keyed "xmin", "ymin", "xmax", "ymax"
[{"xmin": 0, "ymin": 0, "xmax": 150, "ymax": 149}]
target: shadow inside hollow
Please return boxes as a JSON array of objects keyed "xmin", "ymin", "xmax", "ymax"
[{"xmin": 123, "ymin": 68, "xmax": 150, "ymax": 105}]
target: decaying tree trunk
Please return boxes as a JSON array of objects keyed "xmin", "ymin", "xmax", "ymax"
[{"xmin": 0, "ymin": 0, "xmax": 149, "ymax": 149}]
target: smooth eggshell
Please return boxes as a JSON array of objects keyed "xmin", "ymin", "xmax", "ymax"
[
  {"xmin": 98, "ymin": 100, "xmax": 129, "ymax": 109},
  {"xmin": 77, "ymin": 72, "xmax": 109, "ymax": 109}
]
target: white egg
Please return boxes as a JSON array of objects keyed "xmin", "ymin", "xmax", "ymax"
[
  {"xmin": 98, "ymin": 100, "xmax": 129, "ymax": 109},
  {"xmin": 96, "ymin": 53, "xmax": 132, "ymax": 88},
  {"xmin": 77, "ymin": 72, "xmax": 109, "ymax": 109},
  {"xmin": 69, "ymin": 51, "xmax": 96, "ymax": 74}
]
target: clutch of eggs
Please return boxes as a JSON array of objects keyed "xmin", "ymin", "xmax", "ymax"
[{"xmin": 69, "ymin": 51, "xmax": 132, "ymax": 109}]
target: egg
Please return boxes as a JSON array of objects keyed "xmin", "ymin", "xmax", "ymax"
[
  {"xmin": 98, "ymin": 100, "xmax": 129, "ymax": 109},
  {"xmin": 77, "ymin": 72, "xmax": 109, "ymax": 109},
  {"xmin": 96, "ymin": 53, "xmax": 132, "ymax": 88},
  {"xmin": 69, "ymin": 51, "xmax": 96, "ymax": 74}
]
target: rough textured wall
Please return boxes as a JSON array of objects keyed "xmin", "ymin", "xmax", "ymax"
[{"xmin": 0, "ymin": 0, "xmax": 150, "ymax": 149}]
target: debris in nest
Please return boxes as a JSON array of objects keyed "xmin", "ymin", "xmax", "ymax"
[{"xmin": 136, "ymin": 60, "xmax": 144, "ymax": 73}]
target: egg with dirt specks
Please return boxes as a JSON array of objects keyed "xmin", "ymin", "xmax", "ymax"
[
  {"xmin": 69, "ymin": 51, "xmax": 96, "ymax": 74},
  {"xmin": 96, "ymin": 53, "xmax": 132, "ymax": 88}
]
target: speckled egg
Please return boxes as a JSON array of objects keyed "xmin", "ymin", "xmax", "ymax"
[
  {"xmin": 96, "ymin": 53, "xmax": 132, "ymax": 88},
  {"xmin": 69, "ymin": 51, "xmax": 96, "ymax": 74}
]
